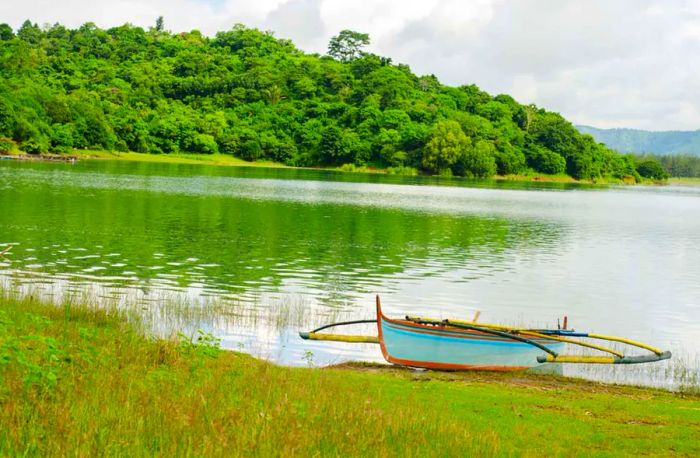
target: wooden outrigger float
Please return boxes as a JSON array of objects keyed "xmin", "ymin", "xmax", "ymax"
[{"xmin": 299, "ymin": 295, "xmax": 672, "ymax": 371}]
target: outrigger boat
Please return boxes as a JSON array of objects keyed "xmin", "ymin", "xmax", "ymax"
[{"xmin": 300, "ymin": 295, "xmax": 672, "ymax": 371}]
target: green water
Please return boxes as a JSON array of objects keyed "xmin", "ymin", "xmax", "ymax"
[{"xmin": 1, "ymin": 159, "xmax": 699, "ymax": 386}]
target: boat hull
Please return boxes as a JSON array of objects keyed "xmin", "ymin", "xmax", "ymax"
[{"xmin": 377, "ymin": 305, "xmax": 564, "ymax": 371}]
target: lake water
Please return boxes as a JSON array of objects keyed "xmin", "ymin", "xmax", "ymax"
[{"xmin": 1, "ymin": 159, "xmax": 699, "ymax": 388}]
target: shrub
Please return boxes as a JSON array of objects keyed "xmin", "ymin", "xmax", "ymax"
[
  {"xmin": 20, "ymin": 137, "xmax": 49, "ymax": 154},
  {"xmin": 386, "ymin": 165, "xmax": 418, "ymax": 176},
  {"xmin": 191, "ymin": 133, "xmax": 219, "ymax": 154},
  {"xmin": 422, "ymin": 121, "xmax": 470, "ymax": 174},
  {"xmin": 0, "ymin": 137, "xmax": 16, "ymax": 154},
  {"xmin": 49, "ymin": 124, "xmax": 74, "ymax": 153},
  {"xmin": 239, "ymin": 139, "xmax": 262, "ymax": 161},
  {"xmin": 455, "ymin": 139, "xmax": 497, "ymax": 178},
  {"xmin": 525, "ymin": 145, "xmax": 566, "ymax": 175},
  {"xmin": 636, "ymin": 159, "xmax": 668, "ymax": 180},
  {"xmin": 494, "ymin": 146, "xmax": 526, "ymax": 175}
]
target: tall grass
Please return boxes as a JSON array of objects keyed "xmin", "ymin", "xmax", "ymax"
[
  {"xmin": 2, "ymin": 291, "xmax": 700, "ymax": 456},
  {"xmin": 0, "ymin": 292, "xmax": 496, "ymax": 456},
  {"xmin": 3, "ymin": 275, "xmax": 699, "ymax": 392},
  {"xmin": 561, "ymin": 342, "xmax": 700, "ymax": 393}
]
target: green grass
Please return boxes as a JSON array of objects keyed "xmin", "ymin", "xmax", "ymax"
[
  {"xmin": 2, "ymin": 293, "xmax": 699, "ymax": 456},
  {"xmin": 72, "ymin": 149, "xmax": 287, "ymax": 168},
  {"xmin": 7, "ymin": 148, "xmax": 640, "ymax": 185}
]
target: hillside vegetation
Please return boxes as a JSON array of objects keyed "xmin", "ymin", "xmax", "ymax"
[{"xmin": 0, "ymin": 20, "xmax": 666, "ymax": 180}]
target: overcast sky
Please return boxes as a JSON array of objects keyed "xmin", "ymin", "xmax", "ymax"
[{"xmin": 2, "ymin": 0, "xmax": 699, "ymax": 130}]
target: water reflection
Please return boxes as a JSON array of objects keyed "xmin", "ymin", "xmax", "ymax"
[
  {"xmin": 1, "ymin": 160, "xmax": 699, "ymax": 388},
  {"xmin": 0, "ymin": 162, "xmax": 566, "ymax": 305}
]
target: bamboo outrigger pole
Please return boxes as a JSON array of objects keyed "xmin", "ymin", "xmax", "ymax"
[
  {"xmin": 299, "ymin": 305, "xmax": 672, "ymax": 365},
  {"xmin": 299, "ymin": 319, "xmax": 378, "ymax": 344},
  {"xmin": 406, "ymin": 315, "xmax": 671, "ymax": 364}
]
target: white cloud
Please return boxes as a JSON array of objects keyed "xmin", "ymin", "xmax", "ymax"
[{"xmin": 1, "ymin": 0, "xmax": 698, "ymax": 130}]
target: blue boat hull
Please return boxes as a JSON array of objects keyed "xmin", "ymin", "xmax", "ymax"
[{"xmin": 377, "ymin": 304, "xmax": 564, "ymax": 371}]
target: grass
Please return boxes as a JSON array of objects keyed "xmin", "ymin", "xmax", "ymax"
[
  {"xmin": 4, "ymin": 148, "xmax": 644, "ymax": 185},
  {"xmin": 73, "ymin": 149, "xmax": 287, "ymax": 168},
  {"xmin": 2, "ymin": 292, "xmax": 699, "ymax": 456},
  {"xmin": 668, "ymin": 177, "xmax": 700, "ymax": 186},
  {"xmin": 496, "ymin": 173, "xmax": 580, "ymax": 184}
]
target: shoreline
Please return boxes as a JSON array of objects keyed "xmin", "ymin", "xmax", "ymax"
[
  {"xmin": 1, "ymin": 291, "xmax": 699, "ymax": 455},
  {"xmin": 2, "ymin": 150, "xmax": 660, "ymax": 186}
]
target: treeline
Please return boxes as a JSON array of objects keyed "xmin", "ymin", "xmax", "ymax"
[
  {"xmin": 0, "ymin": 20, "xmax": 666, "ymax": 180},
  {"xmin": 653, "ymin": 155, "xmax": 700, "ymax": 178}
]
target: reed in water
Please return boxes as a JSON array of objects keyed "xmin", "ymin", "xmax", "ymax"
[{"xmin": 1, "ymin": 289, "xmax": 699, "ymax": 456}]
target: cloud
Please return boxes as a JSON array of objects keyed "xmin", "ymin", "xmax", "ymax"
[
  {"xmin": 383, "ymin": 0, "xmax": 700, "ymax": 129},
  {"xmin": 1, "ymin": 0, "xmax": 698, "ymax": 130},
  {"xmin": 265, "ymin": 0, "xmax": 326, "ymax": 51}
]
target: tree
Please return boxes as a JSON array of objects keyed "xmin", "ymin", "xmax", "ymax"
[
  {"xmin": 636, "ymin": 159, "xmax": 668, "ymax": 180},
  {"xmin": 49, "ymin": 124, "xmax": 75, "ymax": 153},
  {"xmin": 493, "ymin": 144, "xmax": 526, "ymax": 175},
  {"xmin": 0, "ymin": 23, "xmax": 13, "ymax": 41},
  {"xmin": 155, "ymin": 16, "xmax": 164, "ymax": 33},
  {"xmin": 0, "ymin": 21, "xmax": 640, "ymax": 180},
  {"xmin": 263, "ymin": 85, "xmax": 285, "ymax": 105},
  {"xmin": 422, "ymin": 121, "xmax": 470, "ymax": 174},
  {"xmin": 455, "ymin": 139, "xmax": 497, "ymax": 178},
  {"xmin": 0, "ymin": 99, "xmax": 15, "ymax": 137},
  {"xmin": 17, "ymin": 20, "xmax": 41, "ymax": 44},
  {"xmin": 328, "ymin": 30, "xmax": 370, "ymax": 62},
  {"xmin": 525, "ymin": 144, "xmax": 566, "ymax": 175},
  {"xmin": 318, "ymin": 125, "xmax": 366, "ymax": 165}
]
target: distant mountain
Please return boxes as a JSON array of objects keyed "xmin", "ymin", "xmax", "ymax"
[{"xmin": 576, "ymin": 125, "xmax": 700, "ymax": 156}]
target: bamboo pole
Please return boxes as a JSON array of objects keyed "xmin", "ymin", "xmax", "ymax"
[
  {"xmin": 407, "ymin": 315, "xmax": 664, "ymax": 358},
  {"xmin": 299, "ymin": 332, "xmax": 378, "ymax": 344},
  {"xmin": 585, "ymin": 333, "xmax": 664, "ymax": 356},
  {"xmin": 519, "ymin": 330, "xmax": 624, "ymax": 358}
]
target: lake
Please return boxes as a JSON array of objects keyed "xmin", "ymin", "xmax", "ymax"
[{"xmin": 1, "ymin": 159, "xmax": 699, "ymax": 388}]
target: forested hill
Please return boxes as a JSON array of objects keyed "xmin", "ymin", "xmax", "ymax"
[
  {"xmin": 576, "ymin": 125, "xmax": 700, "ymax": 157},
  {"xmin": 0, "ymin": 20, "xmax": 666, "ymax": 180}
]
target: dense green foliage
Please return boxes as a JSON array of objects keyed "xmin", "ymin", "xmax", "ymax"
[
  {"xmin": 654, "ymin": 154, "xmax": 700, "ymax": 177},
  {"xmin": 578, "ymin": 125, "xmax": 700, "ymax": 157},
  {"xmin": 0, "ymin": 20, "xmax": 662, "ymax": 179},
  {"xmin": 635, "ymin": 158, "xmax": 669, "ymax": 180}
]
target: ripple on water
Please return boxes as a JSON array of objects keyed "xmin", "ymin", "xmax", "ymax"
[{"xmin": 0, "ymin": 161, "xmax": 699, "ymax": 388}]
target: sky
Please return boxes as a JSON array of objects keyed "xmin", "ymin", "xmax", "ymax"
[{"xmin": 2, "ymin": 0, "xmax": 699, "ymax": 131}]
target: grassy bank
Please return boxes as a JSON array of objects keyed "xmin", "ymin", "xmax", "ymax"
[
  {"xmin": 5, "ymin": 149, "xmax": 627, "ymax": 184},
  {"xmin": 669, "ymin": 177, "xmax": 700, "ymax": 186},
  {"xmin": 1, "ymin": 293, "xmax": 699, "ymax": 456},
  {"xmin": 72, "ymin": 150, "xmax": 288, "ymax": 169}
]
